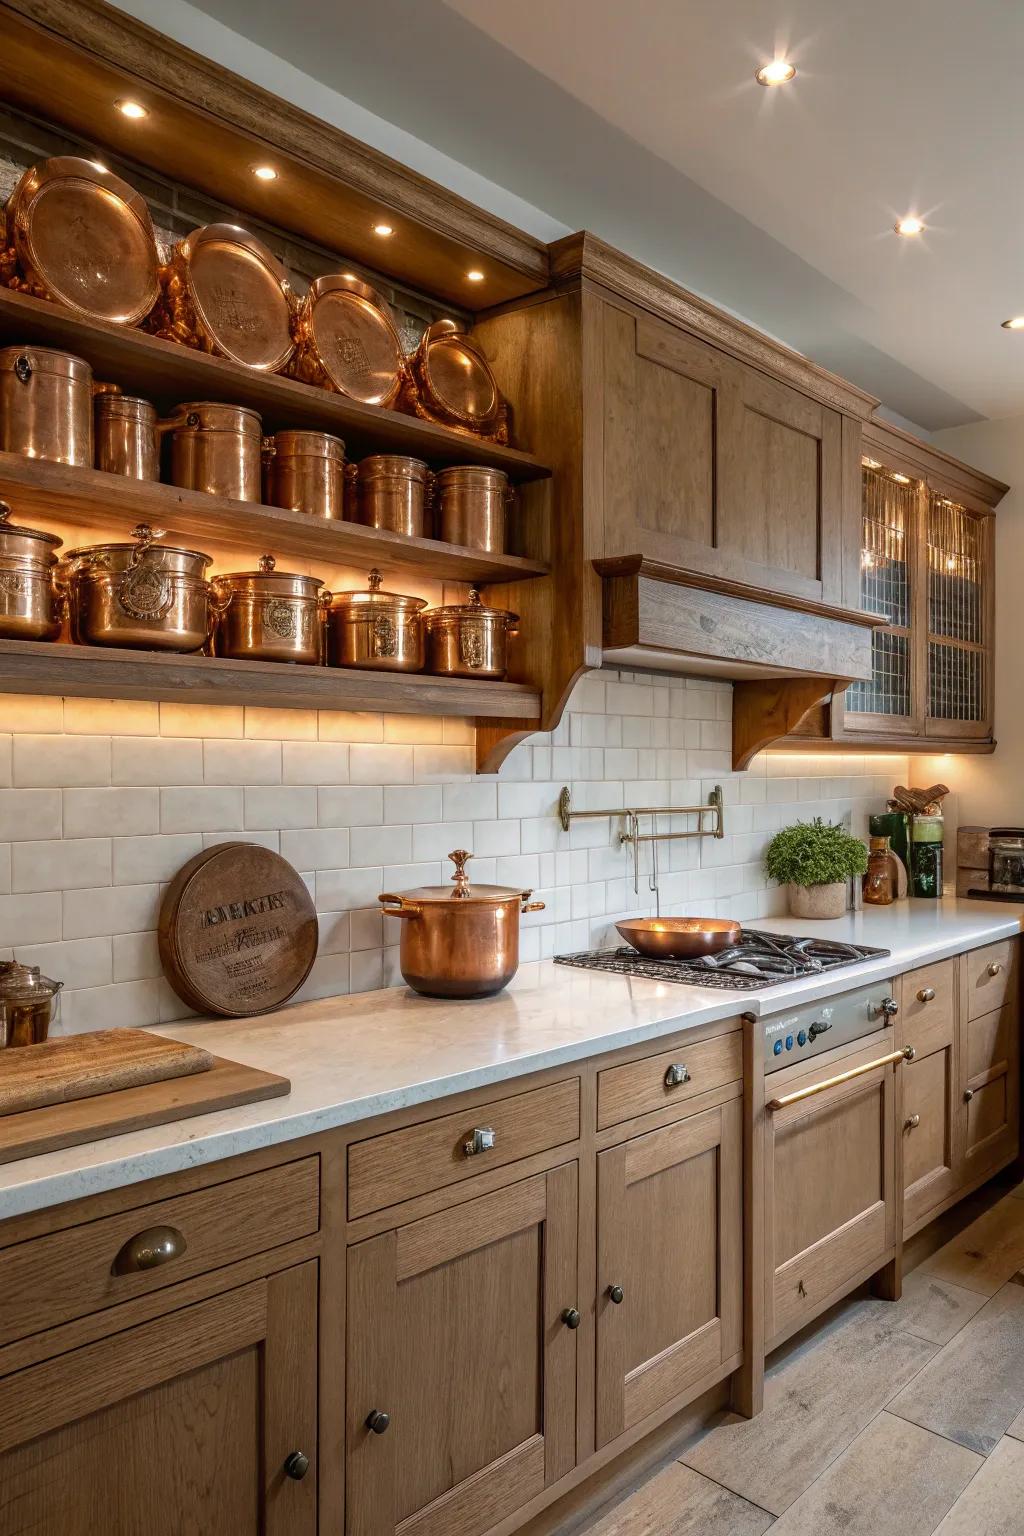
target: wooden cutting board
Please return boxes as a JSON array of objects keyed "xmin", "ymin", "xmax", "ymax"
[{"xmin": 0, "ymin": 1030, "xmax": 214, "ymax": 1117}]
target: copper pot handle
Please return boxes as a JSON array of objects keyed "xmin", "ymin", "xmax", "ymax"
[
  {"xmin": 521, "ymin": 892, "xmax": 545, "ymax": 913},
  {"xmin": 154, "ymin": 411, "xmax": 189, "ymax": 437},
  {"xmin": 379, "ymin": 894, "xmax": 418, "ymax": 918}
]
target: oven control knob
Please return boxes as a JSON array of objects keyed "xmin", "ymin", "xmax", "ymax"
[
  {"xmin": 808, "ymin": 1020, "xmax": 832, "ymax": 1041},
  {"xmin": 797, "ymin": 1030, "xmax": 807, "ymax": 1047},
  {"xmin": 773, "ymin": 1040, "xmax": 783, "ymax": 1056},
  {"xmin": 876, "ymin": 996, "xmax": 899, "ymax": 1021},
  {"xmin": 785, "ymin": 1035, "xmax": 794, "ymax": 1051}
]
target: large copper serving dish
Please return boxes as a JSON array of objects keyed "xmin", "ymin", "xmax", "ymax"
[
  {"xmin": 404, "ymin": 320, "xmax": 509, "ymax": 443},
  {"xmin": 6, "ymin": 157, "xmax": 159, "ymax": 325},
  {"xmin": 290, "ymin": 274, "xmax": 405, "ymax": 406},
  {"xmin": 615, "ymin": 917, "xmax": 741, "ymax": 960},
  {"xmin": 149, "ymin": 224, "xmax": 295, "ymax": 372}
]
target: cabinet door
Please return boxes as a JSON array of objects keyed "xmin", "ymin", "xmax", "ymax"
[
  {"xmin": 346, "ymin": 1164, "xmax": 577, "ymax": 1536},
  {"xmin": 0, "ymin": 1263, "xmax": 318, "ymax": 1536},
  {"xmin": 595, "ymin": 1100, "xmax": 741, "ymax": 1450},
  {"xmin": 924, "ymin": 493, "xmax": 993, "ymax": 742},
  {"xmin": 901, "ymin": 962, "xmax": 960, "ymax": 1234},
  {"xmin": 962, "ymin": 1004, "xmax": 1020, "ymax": 1181},
  {"xmin": 765, "ymin": 1045, "xmax": 898, "ymax": 1346}
]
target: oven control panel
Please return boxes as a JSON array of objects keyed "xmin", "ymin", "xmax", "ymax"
[{"xmin": 760, "ymin": 982, "xmax": 897, "ymax": 1073}]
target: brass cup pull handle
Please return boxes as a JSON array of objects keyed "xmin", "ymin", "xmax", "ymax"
[
  {"xmin": 463, "ymin": 1126, "xmax": 496, "ymax": 1157},
  {"xmin": 664, "ymin": 1063, "xmax": 690, "ymax": 1088},
  {"xmin": 917, "ymin": 987, "xmax": 936, "ymax": 1003},
  {"xmin": 988, "ymin": 962, "xmax": 1004, "ymax": 977},
  {"xmin": 562, "ymin": 1307, "xmax": 582, "ymax": 1329},
  {"xmin": 365, "ymin": 1410, "xmax": 390, "ymax": 1435},
  {"xmin": 964, "ymin": 1088, "xmax": 975, "ymax": 1103},
  {"xmin": 112, "ymin": 1224, "xmax": 187, "ymax": 1275},
  {"xmin": 284, "ymin": 1451, "xmax": 310, "ymax": 1480},
  {"xmin": 904, "ymin": 1114, "xmax": 921, "ymax": 1131},
  {"xmin": 607, "ymin": 1284, "xmax": 624, "ymax": 1304}
]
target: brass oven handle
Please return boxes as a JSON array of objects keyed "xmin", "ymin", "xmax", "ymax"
[
  {"xmin": 916, "ymin": 987, "xmax": 936, "ymax": 1003},
  {"xmin": 766, "ymin": 1047, "xmax": 912, "ymax": 1112},
  {"xmin": 112, "ymin": 1224, "xmax": 187, "ymax": 1275}
]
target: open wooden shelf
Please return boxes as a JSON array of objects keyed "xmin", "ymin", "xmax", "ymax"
[
  {"xmin": 0, "ymin": 638, "xmax": 542, "ymax": 720},
  {"xmin": 0, "ymin": 288, "xmax": 552, "ymax": 482},
  {"xmin": 0, "ymin": 453, "xmax": 548, "ymax": 585}
]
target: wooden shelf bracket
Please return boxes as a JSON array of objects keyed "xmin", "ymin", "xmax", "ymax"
[{"xmin": 732, "ymin": 678, "xmax": 843, "ymax": 770}]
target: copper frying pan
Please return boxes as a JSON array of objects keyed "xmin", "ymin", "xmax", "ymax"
[{"xmin": 615, "ymin": 917, "xmax": 741, "ymax": 960}]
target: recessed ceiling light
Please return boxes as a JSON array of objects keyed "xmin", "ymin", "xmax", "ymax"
[
  {"xmin": 1002, "ymin": 316, "xmax": 1024, "ymax": 330},
  {"xmin": 373, "ymin": 223, "xmax": 394, "ymax": 237},
  {"xmin": 251, "ymin": 165, "xmax": 278, "ymax": 181},
  {"xmin": 115, "ymin": 98, "xmax": 148, "ymax": 120},
  {"xmin": 466, "ymin": 269, "xmax": 485, "ymax": 283},
  {"xmin": 755, "ymin": 59, "xmax": 796, "ymax": 86},
  {"xmin": 895, "ymin": 215, "xmax": 925, "ymax": 236}
]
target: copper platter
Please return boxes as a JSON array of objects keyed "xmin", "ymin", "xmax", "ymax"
[
  {"xmin": 404, "ymin": 319, "xmax": 510, "ymax": 443},
  {"xmin": 149, "ymin": 223, "xmax": 295, "ymax": 372},
  {"xmin": 6, "ymin": 157, "xmax": 160, "ymax": 326},
  {"xmin": 615, "ymin": 917, "xmax": 741, "ymax": 960},
  {"xmin": 290, "ymin": 274, "xmax": 404, "ymax": 406}
]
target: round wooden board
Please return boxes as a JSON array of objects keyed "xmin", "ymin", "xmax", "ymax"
[{"xmin": 159, "ymin": 842, "xmax": 318, "ymax": 1017}]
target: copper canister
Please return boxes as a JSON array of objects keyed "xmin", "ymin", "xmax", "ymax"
[
  {"xmin": 327, "ymin": 569, "xmax": 426, "ymax": 672},
  {"xmin": 168, "ymin": 401, "xmax": 262, "ymax": 502},
  {"xmin": 0, "ymin": 498, "xmax": 64, "ymax": 641},
  {"xmin": 434, "ymin": 465, "xmax": 510, "ymax": 552},
  {"xmin": 422, "ymin": 588, "xmax": 518, "ymax": 680},
  {"xmin": 263, "ymin": 430, "xmax": 346, "ymax": 520},
  {"xmin": 95, "ymin": 392, "xmax": 160, "ymax": 481},
  {"xmin": 353, "ymin": 455, "xmax": 432, "ymax": 539},
  {"xmin": 0, "ymin": 346, "xmax": 93, "ymax": 466},
  {"xmin": 212, "ymin": 554, "xmax": 329, "ymax": 665}
]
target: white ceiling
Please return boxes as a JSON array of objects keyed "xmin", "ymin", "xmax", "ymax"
[{"xmin": 184, "ymin": 0, "xmax": 1024, "ymax": 429}]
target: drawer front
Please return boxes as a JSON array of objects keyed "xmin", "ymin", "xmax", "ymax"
[
  {"xmin": 902, "ymin": 959, "xmax": 955, "ymax": 1056},
  {"xmin": 965, "ymin": 939, "xmax": 1018, "ymax": 1021},
  {"xmin": 0, "ymin": 1156, "xmax": 319, "ymax": 1348},
  {"xmin": 966, "ymin": 1004, "xmax": 1015, "ymax": 1086},
  {"xmin": 596, "ymin": 1030, "xmax": 742, "ymax": 1130},
  {"xmin": 347, "ymin": 1078, "xmax": 580, "ymax": 1219}
]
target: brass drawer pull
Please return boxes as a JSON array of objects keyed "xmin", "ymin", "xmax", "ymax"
[
  {"xmin": 916, "ymin": 986, "xmax": 936, "ymax": 1003},
  {"xmin": 463, "ymin": 1126, "xmax": 496, "ymax": 1157},
  {"xmin": 767, "ymin": 1047, "xmax": 911, "ymax": 1111},
  {"xmin": 112, "ymin": 1224, "xmax": 187, "ymax": 1275},
  {"xmin": 284, "ymin": 1451, "xmax": 310, "ymax": 1480},
  {"xmin": 904, "ymin": 1114, "xmax": 921, "ymax": 1131},
  {"xmin": 988, "ymin": 962, "xmax": 1004, "ymax": 977},
  {"xmin": 664, "ymin": 1063, "xmax": 690, "ymax": 1088}
]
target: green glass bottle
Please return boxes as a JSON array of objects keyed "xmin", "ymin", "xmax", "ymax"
[{"xmin": 910, "ymin": 813, "xmax": 944, "ymax": 899}]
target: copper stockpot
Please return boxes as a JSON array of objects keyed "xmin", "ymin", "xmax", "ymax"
[
  {"xmin": 0, "ymin": 345, "xmax": 93, "ymax": 466},
  {"xmin": 0, "ymin": 499, "xmax": 64, "ymax": 641},
  {"xmin": 94, "ymin": 390, "xmax": 160, "ymax": 480},
  {"xmin": 352, "ymin": 455, "xmax": 432, "ymax": 539},
  {"xmin": 327, "ymin": 568, "xmax": 426, "ymax": 672},
  {"xmin": 66, "ymin": 523, "xmax": 214, "ymax": 652},
  {"xmin": 434, "ymin": 465, "xmax": 511, "ymax": 553},
  {"xmin": 212, "ymin": 554, "xmax": 329, "ymax": 665},
  {"xmin": 379, "ymin": 849, "xmax": 544, "ymax": 998},
  {"xmin": 263, "ymin": 430, "xmax": 346, "ymax": 520},
  {"xmin": 167, "ymin": 401, "xmax": 262, "ymax": 502},
  {"xmin": 422, "ymin": 588, "xmax": 518, "ymax": 680}
]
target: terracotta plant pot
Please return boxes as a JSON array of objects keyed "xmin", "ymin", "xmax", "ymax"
[{"xmin": 787, "ymin": 881, "xmax": 848, "ymax": 920}]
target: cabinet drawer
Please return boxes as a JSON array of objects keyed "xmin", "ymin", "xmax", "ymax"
[
  {"xmin": 966, "ymin": 1004, "xmax": 1014, "ymax": 1086},
  {"xmin": 347, "ymin": 1078, "xmax": 580, "ymax": 1219},
  {"xmin": 0, "ymin": 1156, "xmax": 319, "ymax": 1349},
  {"xmin": 596, "ymin": 1030, "xmax": 742, "ymax": 1130},
  {"xmin": 902, "ymin": 959, "xmax": 955, "ymax": 1055},
  {"xmin": 965, "ymin": 940, "xmax": 1018, "ymax": 1021}
]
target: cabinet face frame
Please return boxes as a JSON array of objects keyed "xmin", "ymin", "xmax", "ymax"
[{"xmin": 900, "ymin": 973, "xmax": 963, "ymax": 1237}]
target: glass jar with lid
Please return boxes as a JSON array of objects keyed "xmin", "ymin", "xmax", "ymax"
[{"xmin": 0, "ymin": 961, "xmax": 63, "ymax": 1047}]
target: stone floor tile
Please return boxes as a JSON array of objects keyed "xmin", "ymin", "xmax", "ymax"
[
  {"xmin": 932, "ymin": 1435, "xmax": 1024, "ymax": 1535},
  {"xmin": 889, "ymin": 1281, "xmax": 1024, "ymax": 1454},
  {"xmin": 681, "ymin": 1298, "xmax": 937, "ymax": 1515},
  {"xmin": 890, "ymin": 1268, "xmax": 989, "ymax": 1345},
  {"xmin": 921, "ymin": 1196, "xmax": 1024, "ymax": 1296},
  {"xmin": 769, "ymin": 1412, "xmax": 981, "ymax": 1536},
  {"xmin": 585, "ymin": 1463, "xmax": 774, "ymax": 1536}
]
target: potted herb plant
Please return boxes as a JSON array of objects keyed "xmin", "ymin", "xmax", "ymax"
[{"xmin": 764, "ymin": 818, "xmax": 868, "ymax": 920}]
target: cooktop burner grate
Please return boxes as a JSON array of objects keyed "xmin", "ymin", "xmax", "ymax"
[{"xmin": 554, "ymin": 928, "xmax": 890, "ymax": 989}]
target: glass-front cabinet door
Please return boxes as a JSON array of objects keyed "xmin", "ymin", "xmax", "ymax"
[{"xmin": 843, "ymin": 460, "xmax": 919, "ymax": 735}]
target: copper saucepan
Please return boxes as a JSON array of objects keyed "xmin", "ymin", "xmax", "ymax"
[{"xmin": 615, "ymin": 917, "xmax": 741, "ymax": 960}]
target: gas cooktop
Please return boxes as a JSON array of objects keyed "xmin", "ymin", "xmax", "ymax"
[{"xmin": 554, "ymin": 928, "xmax": 890, "ymax": 991}]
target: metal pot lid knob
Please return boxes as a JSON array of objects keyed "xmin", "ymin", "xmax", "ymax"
[
  {"xmin": 449, "ymin": 848, "xmax": 473, "ymax": 897},
  {"xmin": 259, "ymin": 554, "xmax": 277, "ymax": 573},
  {"xmin": 368, "ymin": 568, "xmax": 384, "ymax": 593}
]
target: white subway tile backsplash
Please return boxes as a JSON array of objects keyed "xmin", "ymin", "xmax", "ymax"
[
  {"xmin": 413, "ymin": 744, "xmax": 473, "ymax": 782},
  {"xmin": 245, "ymin": 707, "xmax": 316, "ymax": 741},
  {"xmin": 13, "ymin": 936, "xmax": 112, "ymax": 989},
  {"xmin": 281, "ymin": 827, "xmax": 350, "ymax": 871},
  {"xmin": 60, "ymin": 979, "xmax": 161, "ymax": 1033},
  {"xmin": 442, "ymin": 781, "xmax": 496, "ymax": 821},
  {"xmin": 13, "ymin": 838, "xmax": 111, "ymax": 893},
  {"xmin": 112, "ymin": 833, "xmax": 203, "ymax": 885},
  {"xmin": 113, "ymin": 737, "xmax": 203, "ymax": 787},
  {"xmin": 411, "ymin": 821, "xmax": 472, "ymax": 862},
  {"xmin": 384, "ymin": 785, "xmax": 442, "ymax": 824},
  {"xmin": 205, "ymin": 739, "xmax": 282, "ymax": 785},
  {"xmin": 0, "ymin": 695, "xmax": 62, "ymax": 732},
  {"xmin": 161, "ymin": 786, "xmax": 244, "ymax": 834},
  {"xmin": 0, "ymin": 843, "xmax": 8, "ymax": 894},
  {"xmin": 0, "ymin": 736, "xmax": 10, "ymax": 788},
  {"xmin": 0, "ymin": 788, "xmax": 62, "ymax": 841},
  {"xmin": 0, "ymin": 891, "xmax": 61, "ymax": 945},
  {"xmin": 244, "ymin": 786, "xmax": 316, "ymax": 830},
  {"xmin": 318, "ymin": 786, "xmax": 384, "ymax": 827},
  {"xmin": 283, "ymin": 741, "xmax": 350, "ymax": 786},
  {"xmin": 352, "ymin": 823, "xmax": 411, "ymax": 867},
  {"xmin": 64, "ymin": 787, "xmax": 159, "ymax": 839},
  {"xmin": 63, "ymin": 884, "xmax": 161, "ymax": 940},
  {"xmin": 112, "ymin": 931, "xmax": 162, "ymax": 982},
  {"xmin": 14, "ymin": 734, "xmax": 110, "ymax": 788},
  {"xmin": 350, "ymin": 743, "xmax": 414, "ymax": 784},
  {"xmin": 64, "ymin": 700, "xmax": 158, "ymax": 736},
  {"xmin": 160, "ymin": 703, "xmax": 243, "ymax": 738}
]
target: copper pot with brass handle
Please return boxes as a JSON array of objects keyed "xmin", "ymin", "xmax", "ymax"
[{"xmin": 380, "ymin": 849, "xmax": 544, "ymax": 998}]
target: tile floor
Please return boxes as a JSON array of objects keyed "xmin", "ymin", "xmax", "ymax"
[{"xmin": 583, "ymin": 1184, "xmax": 1024, "ymax": 1535}]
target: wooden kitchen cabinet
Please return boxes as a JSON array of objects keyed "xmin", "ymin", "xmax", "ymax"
[
  {"xmin": 0, "ymin": 1262, "xmax": 319, "ymax": 1536},
  {"xmin": 900, "ymin": 961, "xmax": 960, "ymax": 1236},
  {"xmin": 595, "ymin": 1099, "xmax": 742, "ymax": 1449},
  {"xmin": 345, "ymin": 1163, "xmax": 578, "ymax": 1536}
]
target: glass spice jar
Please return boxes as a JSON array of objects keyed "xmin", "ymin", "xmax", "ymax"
[
  {"xmin": 911, "ymin": 813, "xmax": 944, "ymax": 899},
  {"xmin": 862, "ymin": 835, "xmax": 895, "ymax": 906}
]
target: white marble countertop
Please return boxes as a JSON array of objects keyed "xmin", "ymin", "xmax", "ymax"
[{"xmin": 2, "ymin": 898, "xmax": 1021, "ymax": 1221}]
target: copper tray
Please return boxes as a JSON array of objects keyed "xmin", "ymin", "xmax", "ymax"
[
  {"xmin": 615, "ymin": 917, "xmax": 741, "ymax": 960},
  {"xmin": 6, "ymin": 157, "xmax": 159, "ymax": 325},
  {"xmin": 290, "ymin": 274, "xmax": 404, "ymax": 406},
  {"xmin": 404, "ymin": 319, "xmax": 510, "ymax": 443},
  {"xmin": 149, "ymin": 223, "xmax": 295, "ymax": 372}
]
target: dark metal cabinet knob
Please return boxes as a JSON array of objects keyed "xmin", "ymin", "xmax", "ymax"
[
  {"xmin": 808, "ymin": 1020, "xmax": 832, "ymax": 1041},
  {"xmin": 904, "ymin": 1114, "xmax": 921, "ymax": 1131},
  {"xmin": 366, "ymin": 1410, "xmax": 391, "ymax": 1434},
  {"xmin": 463, "ymin": 1126, "xmax": 496, "ymax": 1157},
  {"xmin": 284, "ymin": 1451, "xmax": 310, "ymax": 1481},
  {"xmin": 988, "ymin": 962, "xmax": 1004, "ymax": 977},
  {"xmin": 903, "ymin": 1046, "xmax": 916, "ymax": 1062},
  {"xmin": 112, "ymin": 1224, "xmax": 187, "ymax": 1275},
  {"xmin": 964, "ymin": 1088, "xmax": 974, "ymax": 1103},
  {"xmin": 562, "ymin": 1307, "xmax": 582, "ymax": 1329},
  {"xmin": 607, "ymin": 1284, "xmax": 624, "ymax": 1304},
  {"xmin": 664, "ymin": 1063, "xmax": 690, "ymax": 1088}
]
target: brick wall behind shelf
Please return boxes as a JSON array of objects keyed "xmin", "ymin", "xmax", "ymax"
[{"xmin": 0, "ymin": 671, "xmax": 908, "ymax": 1034}]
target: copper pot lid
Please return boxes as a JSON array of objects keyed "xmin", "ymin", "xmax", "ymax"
[
  {"xmin": 171, "ymin": 400, "xmax": 263, "ymax": 435},
  {"xmin": 0, "ymin": 344, "xmax": 92, "ymax": 382},
  {"xmin": 214, "ymin": 553, "xmax": 323, "ymax": 597},
  {"xmin": 0, "ymin": 499, "xmax": 62, "ymax": 552},
  {"xmin": 270, "ymin": 429, "xmax": 346, "ymax": 460},
  {"xmin": 385, "ymin": 849, "xmax": 532, "ymax": 906},
  {"xmin": 418, "ymin": 321, "xmax": 499, "ymax": 427},
  {"xmin": 304, "ymin": 274, "xmax": 404, "ymax": 406},
  {"xmin": 65, "ymin": 523, "xmax": 211, "ymax": 568},
  {"xmin": 178, "ymin": 224, "xmax": 295, "ymax": 372},
  {"xmin": 0, "ymin": 960, "xmax": 63, "ymax": 1001},
  {"xmin": 356, "ymin": 453, "xmax": 430, "ymax": 479},
  {"xmin": 7, "ymin": 157, "xmax": 160, "ymax": 325},
  {"xmin": 330, "ymin": 568, "xmax": 426, "ymax": 614},
  {"xmin": 422, "ymin": 588, "xmax": 518, "ymax": 627},
  {"xmin": 434, "ymin": 464, "xmax": 509, "ymax": 488}
]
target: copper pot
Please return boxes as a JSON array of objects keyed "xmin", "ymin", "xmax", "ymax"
[
  {"xmin": 435, "ymin": 465, "xmax": 511, "ymax": 553},
  {"xmin": 0, "ymin": 498, "xmax": 64, "ymax": 641},
  {"xmin": 0, "ymin": 345, "xmax": 93, "ymax": 466},
  {"xmin": 263, "ymin": 430, "xmax": 346, "ymax": 520},
  {"xmin": 379, "ymin": 849, "xmax": 544, "ymax": 998},
  {"xmin": 615, "ymin": 917, "xmax": 741, "ymax": 960},
  {"xmin": 66, "ymin": 523, "xmax": 214, "ymax": 651},
  {"xmin": 422, "ymin": 588, "xmax": 518, "ymax": 680},
  {"xmin": 95, "ymin": 390, "xmax": 160, "ymax": 481},
  {"xmin": 166, "ymin": 401, "xmax": 262, "ymax": 502},
  {"xmin": 212, "ymin": 554, "xmax": 329, "ymax": 665},
  {"xmin": 352, "ymin": 454, "xmax": 432, "ymax": 538},
  {"xmin": 327, "ymin": 568, "xmax": 426, "ymax": 672}
]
